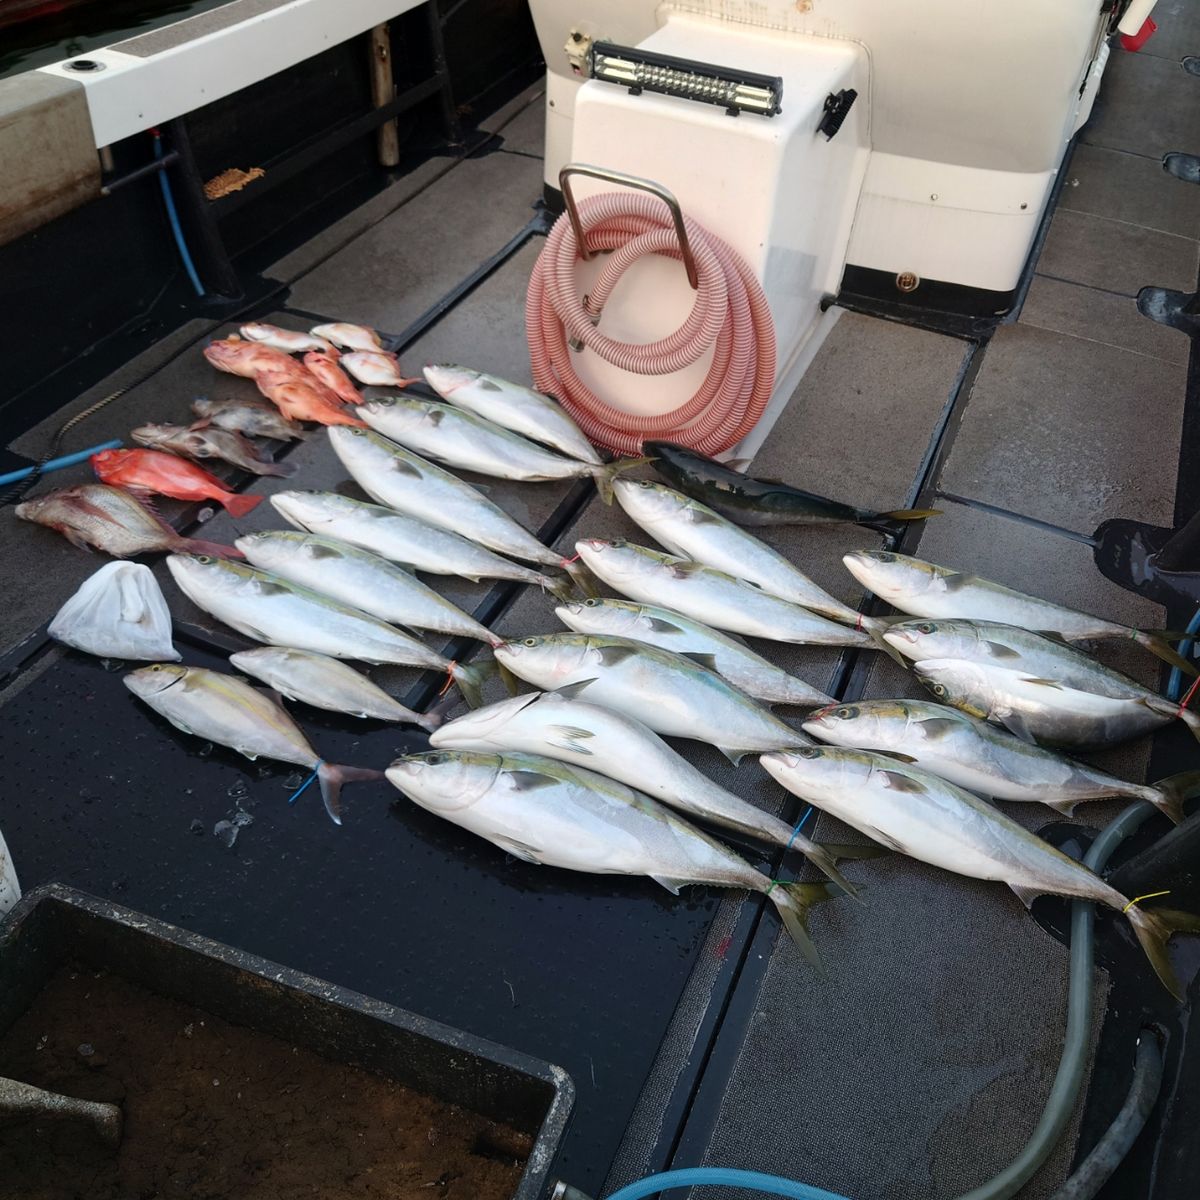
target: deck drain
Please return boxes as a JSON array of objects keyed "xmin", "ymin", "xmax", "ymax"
[{"xmin": 65, "ymin": 59, "xmax": 105, "ymax": 73}]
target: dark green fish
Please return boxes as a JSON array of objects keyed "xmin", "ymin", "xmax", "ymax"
[{"xmin": 644, "ymin": 441, "xmax": 939, "ymax": 532}]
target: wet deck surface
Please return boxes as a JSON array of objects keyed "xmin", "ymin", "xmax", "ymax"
[{"xmin": 3, "ymin": 24, "xmax": 1200, "ymax": 1200}]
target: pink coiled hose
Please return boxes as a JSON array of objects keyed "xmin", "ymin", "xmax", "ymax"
[{"xmin": 525, "ymin": 192, "xmax": 776, "ymax": 456}]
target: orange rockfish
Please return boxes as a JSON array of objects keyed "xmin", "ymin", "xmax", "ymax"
[
  {"xmin": 203, "ymin": 337, "xmax": 306, "ymax": 380},
  {"xmin": 302, "ymin": 349, "xmax": 361, "ymax": 406},
  {"xmin": 92, "ymin": 448, "xmax": 263, "ymax": 517},
  {"xmin": 255, "ymin": 369, "xmax": 366, "ymax": 427}
]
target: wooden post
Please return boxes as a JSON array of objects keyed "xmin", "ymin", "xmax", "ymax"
[{"xmin": 369, "ymin": 24, "xmax": 400, "ymax": 168}]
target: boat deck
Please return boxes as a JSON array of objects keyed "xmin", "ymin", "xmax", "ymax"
[{"xmin": 3, "ymin": 17, "xmax": 1200, "ymax": 1199}]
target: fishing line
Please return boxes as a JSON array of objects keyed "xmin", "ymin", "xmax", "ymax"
[{"xmin": 288, "ymin": 762, "xmax": 323, "ymax": 805}]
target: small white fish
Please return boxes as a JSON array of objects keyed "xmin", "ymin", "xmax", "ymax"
[
  {"xmin": 341, "ymin": 351, "xmax": 418, "ymax": 387},
  {"xmin": 0, "ymin": 827, "xmax": 20, "ymax": 916},
  {"xmin": 125, "ymin": 663, "xmax": 382, "ymax": 823},
  {"xmin": 240, "ymin": 323, "xmax": 332, "ymax": 354},
  {"xmin": 229, "ymin": 647, "xmax": 436, "ymax": 728},
  {"xmin": 311, "ymin": 323, "xmax": 385, "ymax": 352},
  {"xmin": 423, "ymin": 364, "xmax": 602, "ymax": 465}
]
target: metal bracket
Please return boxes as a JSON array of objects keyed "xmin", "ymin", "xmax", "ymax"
[{"xmin": 558, "ymin": 163, "xmax": 699, "ymax": 289}]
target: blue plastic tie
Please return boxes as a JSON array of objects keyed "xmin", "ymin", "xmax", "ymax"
[
  {"xmin": 783, "ymin": 805, "xmax": 815, "ymax": 853},
  {"xmin": 288, "ymin": 761, "xmax": 323, "ymax": 805}
]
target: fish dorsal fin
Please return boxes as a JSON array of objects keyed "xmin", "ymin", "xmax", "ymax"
[
  {"xmin": 916, "ymin": 717, "xmax": 960, "ymax": 739},
  {"xmin": 874, "ymin": 750, "xmax": 919, "ymax": 764},
  {"xmin": 598, "ymin": 644, "xmax": 639, "ymax": 666},
  {"xmin": 508, "ymin": 769, "xmax": 560, "ymax": 792},
  {"xmin": 646, "ymin": 616, "xmax": 684, "ymax": 633},
  {"xmin": 680, "ymin": 652, "xmax": 719, "ymax": 672},
  {"xmin": 983, "ymin": 641, "xmax": 1021, "ymax": 660},
  {"xmin": 555, "ymin": 677, "xmax": 597, "ymax": 700},
  {"xmin": 494, "ymin": 835, "xmax": 543, "ymax": 863},
  {"xmin": 1007, "ymin": 882, "xmax": 1042, "ymax": 909},
  {"xmin": 650, "ymin": 875, "xmax": 688, "ymax": 895},
  {"xmin": 879, "ymin": 770, "xmax": 926, "ymax": 793},
  {"xmin": 998, "ymin": 709, "xmax": 1038, "ymax": 744},
  {"xmin": 547, "ymin": 725, "xmax": 596, "ymax": 755},
  {"xmin": 940, "ymin": 571, "xmax": 976, "ymax": 592},
  {"xmin": 390, "ymin": 457, "xmax": 422, "ymax": 477}
]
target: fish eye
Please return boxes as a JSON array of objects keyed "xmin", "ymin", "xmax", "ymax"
[
  {"xmin": 424, "ymin": 753, "xmax": 445, "ymax": 766},
  {"xmin": 932, "ymin": 684, "xmax": 947, "ymax": 697},
  {"xmin": 584, "ymin": 598, "xmax": 598, "ymax": 607},
  {"xmin": 797, "ymin": 747, "xmax": 820, "ymax": 759},
  {"xmin": 835, "ymin": 706, "xmax": 856, "ymax": 720},
  {"xmin": 917, "ymin": 622, "xmax": 935, "ymax": 635},
  {"xmin": 523, "ymin": 637, "xmax": 538, "ymax": 647},
  {"xmin": 350, "ymin": 428, "xmax": 364, "ymax": 437},
  {"xmin": 196, "ymin": 555, "xmax": 212, "ymax": 564},
  {"xmin": 638, "ymin": 480, "xmax": 652, "ymax": 488},
  {"xmin": 875, "ymin": 552, "xmax": 896, "ymax": 563},
  {"xmin": 151, "ymin": 665, "xmax": 162, "ymax": 672}
]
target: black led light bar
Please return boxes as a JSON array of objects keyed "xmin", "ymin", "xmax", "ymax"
[{"xmin": 588, "ymin": 41, "xmax": 783, "ymax": 118}]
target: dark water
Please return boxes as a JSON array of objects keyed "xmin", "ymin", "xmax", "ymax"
[{"xmin": 0, "ymin": 0, "xmax": 234, "ymax": 79}]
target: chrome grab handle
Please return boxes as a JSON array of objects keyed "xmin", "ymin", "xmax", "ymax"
[{"xmin": 558, "ymin": 163, "xmax": 700, "ymax": 290}]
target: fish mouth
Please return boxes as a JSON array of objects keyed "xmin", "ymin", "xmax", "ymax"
[
  {"xmin": 577, "ymin": 539, "xmax": 608, "ymax": 552},
  {"xmin": 882, "ymin": 629, "xmax": 916, "ymax": 648}
]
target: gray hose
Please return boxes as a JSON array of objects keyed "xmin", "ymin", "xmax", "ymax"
[
  {"xmin": 955, "ymin": 801, "xmax": 1157, "ymax": 1200},
  {"xmin": 1046, "ymin": 1031, "xmax": 1163, "ymax": 1200}
]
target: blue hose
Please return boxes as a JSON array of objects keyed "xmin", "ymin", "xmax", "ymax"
[
  {"xmin": 153, "ymin": 131, "xmax": 205, "ymax": 298},
  {"xmin": 0, "ymin": 439, "xmax": 122, "ymax": 487},
  {"xmin": 604, "ymin": 1168, "xmax": 849, "ymax": 1200}
]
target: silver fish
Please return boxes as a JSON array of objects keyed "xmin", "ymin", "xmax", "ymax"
[
  {"xmin": 165, "ymin": 554, "xmax": 487, "ymax": 706},
  {"xmin": 844, "ymin": 549, "xmax": 1191, "ymax": 674},
  {"xmin": 340, "ymin": 351, "xmax": 417, "ymax": 387},
  {"xmin": 239, "ymin": 323, "xmax": 331, "ymax": 354},
  {"xmin": 269, "ymin": 490, "xmax": 570, "ymax": 595},
  {"xmin": 613, "ymin": 479, "xmax": 881, "ymax": 634},
  {"xmin": 311, "ymin": 322, "xmax": 384, "ymax": 352},
  {"xmin": 329, "ymin": 426, "xmax": 571, "ymax": 570},
  {"xmin": 131, "ymin": 423, "xmax": 294, "ymax": 478},
  {"xmin": 235, "ymin": 531, "xmax": 498, "ymax": 645},
  {"xmin": 15, "ymin": 484, "xmax": 235, "ymax": 558},
  {"xmin": 388, "ymin": 749, "xmax": 838, "ymax": 967},
  {"xmin": 493, "ymin": 634, "xmax": 811, "ymax": 762},
  {"xmin": 912, "ymin": 657, "xmax": 1199, "ymax": 749},
  {"xmin": 431, "ymin": 691, "xmax": 864, "ymax": 892},
  {"xmin": 574, "ymin": 539, "xmax": 872, "ymax": 649},
  {"xmin": 229, "ymin": 647, "xmax": 435, "ymax": 728},
  {"xmin": 191, "ymin": 397, "xmax": 306, "ymax": 442},
  {"xmin": 423, "ymin": 364, "xmax": 602, "ymax": 465},
  {"xmin": 803, "ymin": 698, "xmax": 1200, "ymax": 824},
  {"xmin": 556, "ymin": 597, "xmax": 834, "ymax": 708},
  {"xmin": 0, "ymin": 827, "xmax": 20, "ymax": 917},
  {"xmin": 357, "ymin": 396, "xmax": 636, "ymax": 501},
  {"xmin": 761, "ymin": 745, "xmax": 1200, "ymax": 999},
  {"xmin": 124, "ymin": 663, "xmax": 382, "ymax": 823},
  {"xmin": 884, "ymin": 618, "xmax": 1200, "ymax": 745}
]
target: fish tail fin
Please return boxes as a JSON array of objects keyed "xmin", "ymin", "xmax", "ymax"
[
  {"xmin": 257, "ymin": 459, "xmax": 298, "ymax": 478},
  {"xmin": 562, "ymin": 557, "xmax": 601, "ymax": 598},
  {"xmin": 861, "ymin": 616, "xmax": 907, "ymax": 667},
  {"xmin": 543, "ymin": 573, "xmax": 580, "ymax": 604},
  {"xmin": 592, "ymin": 456, "xmax": 655, "ymax": 505},
  {"xmin": 421, "ymin": 693, "xmax": 459, "ymax": 729},
  {"xmin": 177, "ymin": 535, "xmax": 245, "ymax": 559},
  {"xmin": 317, "ymin": 763, "xmax": 385, "ymax": 826},
  {"xmin": 768, "ymin": 881, "xmax": 841, "ymax": 974},
  {"xmin": 1150, "ymin": 770, "xmax": 1200, "ymax": 824},
  {"xmin": 451, "ymin": 661, "xmax": 488, "ymax": 709},
  {"xmin": 1124, "ymin": 903, "xmax": 1200, "ymax": 1002},
  {"xmin": 1178, "ymin": 705, "xmax": 1200, "ymax": 744},
  {"xmin": 882, "ymin": 507, "xmax": 941, "ymax": 522},
  {"xmin": 1134, "ymin": 630, "xmax": 1198, "ymax": 676},
  {"xmin": 221, "ymin": 492, "xmax": 263, "ymax": 518},
  {"xmin": 790, "ymin": 840, "xmax": 888, "ymax": 903}
]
